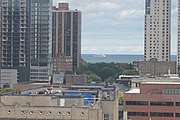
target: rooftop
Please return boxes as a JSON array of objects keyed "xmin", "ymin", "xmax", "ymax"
[
  {"xmin": 141, "ymin": 82, "xmax": 180, "ymax": 85},
  {"xmin": 126, "ymin": 88, "xmax": 140, "ymax": 93}
]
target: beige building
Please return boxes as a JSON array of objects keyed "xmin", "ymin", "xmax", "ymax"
[
  {"xmin": 52, "ymin": 3, "xmax": 81, "ymax": 71},
  {"xmin": 144, "ymin": 0, "xmax": 171, "ymax": 61},
  {"xmin": 0, "ymin": 84, "xmax": 119, "ymax": 120},
  {"xmin": 0, "ymin": 95, "xmax": 102, "ymax": 120}
]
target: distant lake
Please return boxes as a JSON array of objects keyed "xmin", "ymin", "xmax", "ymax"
[{"xmin": 82, "ymin": 54, "xmax": 176, "ymax": 63}]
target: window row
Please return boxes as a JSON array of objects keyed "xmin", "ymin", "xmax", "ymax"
[
  {"xmin": 127, "ymin": 112, "xmax": 179, "ymax": 117},
  {"xmin": 6, "ymin": 110, "xmax": 85, "ymax": 116},
  {"xmin": 126, "ymin": 101, "xmax": 180, "ymax": 106}
]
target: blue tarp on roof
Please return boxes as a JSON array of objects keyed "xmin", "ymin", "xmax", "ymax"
[{"xmin": 65, "ymin": 93, "xmax": 95, "ymax": 105}]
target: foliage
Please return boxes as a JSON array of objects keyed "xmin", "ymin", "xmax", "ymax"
[
  {"xmin": 105, "ymin": 77, "xmax": 115, "ymax": 84},
  {"xmin": 119, "ymin": 96, "xmax": 124, "ymax": 105},
  {"xmin": 72, "ymin": 61, "xmax": 139, "ymax": 83},
  {"xmin": 87, "ymin": 73, "xmax": 102, "ymax": 82},
  {"xmin": 0, "ymin": 88, "xmax": 13, "ymax": 94},
  {"xmin": 122, "ymin": 70, "xmax": 139, "ymax": 75}
]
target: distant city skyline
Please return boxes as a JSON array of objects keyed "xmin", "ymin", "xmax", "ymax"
[{"xmin": 53, "ymin": 0, "xmax": 177, "ymax": 55}]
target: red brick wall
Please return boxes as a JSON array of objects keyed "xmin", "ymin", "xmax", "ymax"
[
  {"xmin": 124, "ymin": 93, "xmax": 180, "ymax": 120},
  {"xmin": 140, "ymin": 84, "xmax": 180, "ymax": 94}
]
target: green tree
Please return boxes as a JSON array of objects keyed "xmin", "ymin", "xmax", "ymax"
[
  {"xmin": 122, "ymin": 70, "xmax": 139, "ymax": 75},
  {"xmin": 98, "ymin": 67, "xmax": 117, "ymax": 81},
  {"xmin": 87, "ymin": 73, "xmax": 102, "ymax": 82},
  {"xmin": 119, "ymin": 96, "xmax": 124, "ymax": 105},
  {"xmin": 0, "ymin": 88, "xmax": 13, "ymax": 94},
  {"xmin": 105, "ymin": 77, "xmax": 115, "ymax": 84}
]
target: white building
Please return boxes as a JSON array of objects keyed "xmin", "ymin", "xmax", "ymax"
[{"xmin": 144, "ymin": 0, "xmax": 171, "ymax": 61}]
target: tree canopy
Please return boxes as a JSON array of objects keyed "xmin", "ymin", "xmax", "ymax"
[{"xmin": 71, "ymin": 61, "xmax": 139, "ymax": 83}]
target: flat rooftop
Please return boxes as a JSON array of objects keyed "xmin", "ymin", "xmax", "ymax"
[
  {"xmin": 141, "ymin": 82, "xmax": 180, "ymax": 85},
  {"xmin": 126, "ymin": 88, "xmax": 140, "ymax": 93}
]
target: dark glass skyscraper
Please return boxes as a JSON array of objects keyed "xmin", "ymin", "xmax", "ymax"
[
  {"xmin": 0, "ymin": 0, "xmax": 30, "ymax": 82},
  {"xmin": 0, "ymin": 0, "xmax": 52, "ymax": 82}
]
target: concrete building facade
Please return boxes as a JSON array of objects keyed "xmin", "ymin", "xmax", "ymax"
[
  {"xmin": 0, "ymin": 96, "xmax": 103, "ymax": 120},
  {"xmin": 144, "ymin": 0, "xmax": 171, "ymax": 61},
  {"xmin": 124, "ymin": 82, "xmax": 180, "ymax": 120},
  {"xmin": 0, "ymin": 84, "xmax": 119, "ymax": 120},
  {"xmin": 52, "ymin": 3, "xmax": 81, "ymax": 72},
  {"xmin": 0, "ymin": 69, "xmax": 17, "ymax": 88}
]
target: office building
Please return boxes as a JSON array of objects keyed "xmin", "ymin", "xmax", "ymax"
[
  {"xmin": 52, "ymin": 3, "xmax": 81, "ymax": 72},
  {"xmin": 144, "ymin": 0, "xmax": 171, "ymax": 61},
  {"xmin": 0, "ymin": 84, "xmax": 119, "ymax": 120},
  {"xmin": 0, "ymin": 0, "xmax": 52, "ymax": 82},
  {"xmin": 177, "ymin": 0, "xmax": 180, "ymax": 66},
  {"xmin": 124, "ymin": 82, "xmax": 180, "ymax": 120}
]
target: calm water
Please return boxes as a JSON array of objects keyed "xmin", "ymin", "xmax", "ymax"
[{"xmin": 82, "ymin": 54, "xmax": 176, "ymax": 63}]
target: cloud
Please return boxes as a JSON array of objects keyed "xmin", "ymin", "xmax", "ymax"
[
  {"xmin": 53, "ymin": 0, "xmax": 178, "ymax": 55},
  {"xmin": 113, "ymin": 9, "xmax": 144, "ymax": 19},
  {"xmin": 82, "ymin": 45, "xmax": 143, "ymax": 54}
]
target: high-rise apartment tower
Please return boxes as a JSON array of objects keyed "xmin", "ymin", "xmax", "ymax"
[
  {"xmin": 52, "ymin": 3, "xmax": 81, "ymax": 73},
  {"xmin": 144, "ymin": 0, "xmax": 171, "ymax": 61},
  {"xmin": 0, "ymin": 0, "xmax": 52, "ymax": 82},
  {"xmin": 29, "ymin": 0, "xmax": 52, "ymax": 82},
  {"xmin": 0, "ymin": 0, "xmax": 30, "ymax": 82}
]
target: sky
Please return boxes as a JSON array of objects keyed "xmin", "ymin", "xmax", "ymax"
[{"xmin": 53, "ymin": 0, "xmax": 178, "ymax": 55}]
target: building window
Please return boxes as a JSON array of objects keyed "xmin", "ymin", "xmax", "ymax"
[
  {"xmin": 48, "ymin": 111, "xmax": 52, "ymax": 115},
  {"xmin": 58, "ymin": 112, "xmax": 61, "ymax": 115},
  {"xmin": 39, "ymin": 111, "xmax": 43, "ymax": 115},
  {"xmin": 21, "ymin": 111, "xmax": 25, "ymax": 115},
  {"xmin": 30, "ymin": 111, "xmax": 33, "ymax": 115},
  {"xmin": 176, "ymin": 113, "xmax": 180, "ymax": 117},
  {"xmin": 81, "ymin": 112, "xmax": 85, "ymax": 116},
  {"xmin": 150, "ymin": 112, "xmax": 173, "ymax": 117},
  {"xmin": 67, "ymin": 112, "xmax": 70, "ymax": 116},
  {"xmin": 104, "ymin": 114, "xmax": 110, "ymax": 120},
  {"xmin": 150, "ymin": 102, "xmax": 174, "ymax": 106},
  {"xmin": 127, "ymin": 112, "xmax": 148, "ymax": 116},
  {"xmin": 7, "ymin": 110, "xmax": 11, "ymax": 114},
  {"xmin": 126, "ymin": 101, "xmax": 148, "ymax": 106},
  {"xmin": 176, "ymin": 102, "xmax": 180, "ymax": 106}
]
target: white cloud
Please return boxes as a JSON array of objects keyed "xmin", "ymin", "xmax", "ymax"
[
  {"xmin": 82, "ymin": 45, "xmax": 143, "ymax": 54},
  {"xmin": 53, "ymin": 0, "xmax": 178, "ymax": 55},
  {"xmin": 113, "ymin": 9, "xmax": 144, "ymax": 19}
]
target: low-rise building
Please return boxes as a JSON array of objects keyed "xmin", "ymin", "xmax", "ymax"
[
  {"xmin": 124, "ymin": 82, "xmax": 180, "ymax": 120},
  {"xmin": 0, "ymin": 69, "xmax": 17, "ymax": 88},
  {"xmin": 65, "ymin": 74, "xmax": 87, "ymax": 85},
  {"xmin": 0, "ymin": 84, "xmax": 119, "ymax": 120},
  {"xmin": 133, "ymin": 58, "xmax": 177, "ymax": 77}
]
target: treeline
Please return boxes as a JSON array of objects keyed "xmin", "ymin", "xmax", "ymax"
[{"xmin": 68, "ymin": 61, "xmax": 139, "ymax": 83}]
